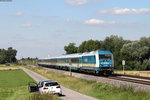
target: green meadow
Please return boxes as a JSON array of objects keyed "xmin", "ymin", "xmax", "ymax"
[
  {"xmin": 0, "ymin": 68, "xmax": 60, "ymax": 100},
  {"xmin": 0, "ymin": 69, "xmax": 33, "ymax": 100},
  {"xmin": 0, "ymin": 70, "xmax": 33, "ymax": 87}
]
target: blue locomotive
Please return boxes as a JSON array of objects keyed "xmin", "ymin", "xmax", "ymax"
[{"xmin": 38, "ymin": 50, "xmax": 114, "ymax": 75}]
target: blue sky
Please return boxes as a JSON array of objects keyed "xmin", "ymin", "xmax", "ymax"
[{"xmin": 0, "ymin": 0, "xmax": 150, "ymax": 59}]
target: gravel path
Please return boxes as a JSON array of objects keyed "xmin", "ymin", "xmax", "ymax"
[{"xmin": 20, "ymin": 67, "xmax": 98, "ymax": 100}]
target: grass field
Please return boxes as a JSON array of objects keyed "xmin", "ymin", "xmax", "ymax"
[
  {"xmin": 0, "ymin": 68, "xmax": 60, "ymax": 100},
  {"xmin": 25, "ymin": 66, "xmax": 150, "ymax": 100},
  {"xmin": 0, "ymin": 70, "xmax": 34, "ymax": 87},
  {"xmin": 0, "ymin": 69, "xmax": 34, "ymax": 100}
]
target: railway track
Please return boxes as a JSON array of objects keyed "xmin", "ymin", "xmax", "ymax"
[
  {"xmin": 107, "ymin": 76, "xmax": 150, "ymax": 86},
  {"xmin": 113, "ymin": 73, "xmax": 150, "ymax": 80}
]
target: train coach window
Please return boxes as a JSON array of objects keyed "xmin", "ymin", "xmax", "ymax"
[
  {"xmin": 71, "ymin": 58, "xmax": 79, "ymax": 63},
  {"xmin": 57, "ymin": 58, "xmax": 65, "ymax": 63}
]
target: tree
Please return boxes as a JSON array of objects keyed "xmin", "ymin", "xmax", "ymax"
[
  {"xmin": 78, "ymin": 41, "xmax": 86, "ymax": 53},
  {"xmin": 121, "ymin": 37, "xmax": 150, "ymax": 63},
  {"xmin": 64, "ymin": 43, "xmax": 78, "ymax": 54},
  {"xmin": 0, "ymin": 47, "xmax": 17, "ymax": 64},
  {"xmin": 78, "ymin": 40, "xmax": 101, "ymax": 53},
  {"xmin": 6, "ymin": 47, "xmax": 17, "ymax": 63},
  {"xmin": 121, "ymin": 37, "xmax": 150, "ymax": 70},
  {"xmin": 103, "ymin": 35, "xmax": 124, "ymax": 52},
  {"xmin": 84, "ymin": 40, "xmax": 101, "ymax": 52},
  {"xmin": 0, "ymin": 49, "xmax": 7, "ymax": 64}
]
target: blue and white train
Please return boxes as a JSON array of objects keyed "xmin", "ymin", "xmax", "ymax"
[{"xmin": 38, "ymin": 50, "xmax": 114, "ymax": 75}]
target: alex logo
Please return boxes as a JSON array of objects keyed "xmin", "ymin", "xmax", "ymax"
[{"xmin": 100, "ymin": 62, "xmax": 109, "ymax": 64}]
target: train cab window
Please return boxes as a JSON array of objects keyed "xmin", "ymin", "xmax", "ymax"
[{"xmin": 99, "ymin": 55, "xmax": 111, "ymax": 60}]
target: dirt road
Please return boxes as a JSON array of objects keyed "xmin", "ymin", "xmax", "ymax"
[{"xmin": 20, "ymin": 67, "xmax": 98, "ymax": 100}]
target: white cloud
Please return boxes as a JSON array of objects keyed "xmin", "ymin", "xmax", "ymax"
[
  {"xmin": 15, "ymin": 12, "xmax": 23, "ymax": 16},
  {"xmin": 99, "ymin": 8, "xmax": 150, "ymax": 15},
  {"xmin": 84, "ymin": 19, "xmax": 116, "ymax": 25},
  {"xmin": 65, "ymin": 0, "xmax": 88, "ymax": 6},
  {"xmin": 65, "ymin": 18, "xmax": 71, "ymax": 22},
  {"xmin": 21, "ymin": 24, "xmax": 32, "ymax": 27}
]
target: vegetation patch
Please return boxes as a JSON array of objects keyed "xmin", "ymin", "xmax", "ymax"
[
  {"xmin": 29, "ymin": 93, "xmax": 59, "ymax": 100},
  {"xmin": 0, "ymin": 69, "xmax": 33, "ymax": 100},
  {"xmin": 0, "ymin": 68, "xmax": 60, "ymax": 100},
  {"xmin": 0, "ymin": 64, "xmax": 19, "ymax": 70},
  {"xmin": 25, "ymin": 66, "xmax": 150, "ymax": 100},
  {"xmin": 0, "ymin": 68, "xmax": 20, "ymax": 71},
  {"xmin": 0, "ymin": 70, "xmax": 33, "ymax": 87}
]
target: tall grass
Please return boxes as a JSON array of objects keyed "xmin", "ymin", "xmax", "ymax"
[
  {"xmin": 29, "ymin": 93, "xmax": 58, "ymax": 100},
  {"xmin": 25, "ymin": 66, "xmax": 150, "ymax": 100}
]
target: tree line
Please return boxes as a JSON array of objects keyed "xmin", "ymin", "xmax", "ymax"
[
  {"xmin": 0, "ymin": 47, "xmax": 17, "ymax": 64},
  {"xmin": 18, "ymin": 57, "xmax": 38, "ymax": 65},
  {"xmin": 64, "ymin": 35, "xmax": 150, "ymax": 70}
]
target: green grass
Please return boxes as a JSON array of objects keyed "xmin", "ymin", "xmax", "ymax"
[
  {"xmin": 0, "ymin": 86, "xmax": 31, "ymax": 100},
  {"xmin": 0, "ymin": 69, "xmax": 34, "ymax": 100},
  {"xmin": 0, "ymin": 68, "xmax": 61, "ymax": 100},
  {"xmin": 0, "ymin": 70, "xmax": 34, "ymax": 87},
  {"xmin": 25, "ymin": 66, "xmax": 150, "ymax": 100}
]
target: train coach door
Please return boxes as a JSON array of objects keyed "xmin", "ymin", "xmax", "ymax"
[
  {"xmin": 69, "ymin": 58, "xmax": 72, "ymax": 65},
  {"xmin": 81, "ymin": 57, "xmax": 83, "ymax": 67}
]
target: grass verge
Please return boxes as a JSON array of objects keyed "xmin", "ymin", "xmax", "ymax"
[{"xmin": 24, "ymin": 65, "xmax": 150, "ymax": 100}]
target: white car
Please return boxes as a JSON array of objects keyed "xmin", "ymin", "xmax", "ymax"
[
  {"xmin": 38, "ymin": 80, "xmax": 62, "ymax": 95},
  {"xmin": 28, "ymin": 80, "xmax": 62, "ymax": 95}
]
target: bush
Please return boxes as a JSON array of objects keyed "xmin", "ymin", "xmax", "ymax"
[{"xmin": 142, "ymin": 59, "xmax": 150, "ymax": 70}]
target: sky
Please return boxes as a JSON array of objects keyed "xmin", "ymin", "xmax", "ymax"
[{"xmin": 0, "ymin": 0, "xmax": 150, "ymax": 59}]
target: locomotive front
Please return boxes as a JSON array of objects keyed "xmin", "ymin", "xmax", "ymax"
[{"xmin": 98, "ymin": 50, "xmax": 114, "ymax": 75}]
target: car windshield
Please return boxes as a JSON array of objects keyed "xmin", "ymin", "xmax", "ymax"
[{"xmin": 45, "ymin": 82, "xmax": 59, "ymax": 87}]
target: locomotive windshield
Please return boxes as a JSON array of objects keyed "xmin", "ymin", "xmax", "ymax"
[{"xmin": 99, "ymin": 55, "xmax": 111, "ymax": 60}]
